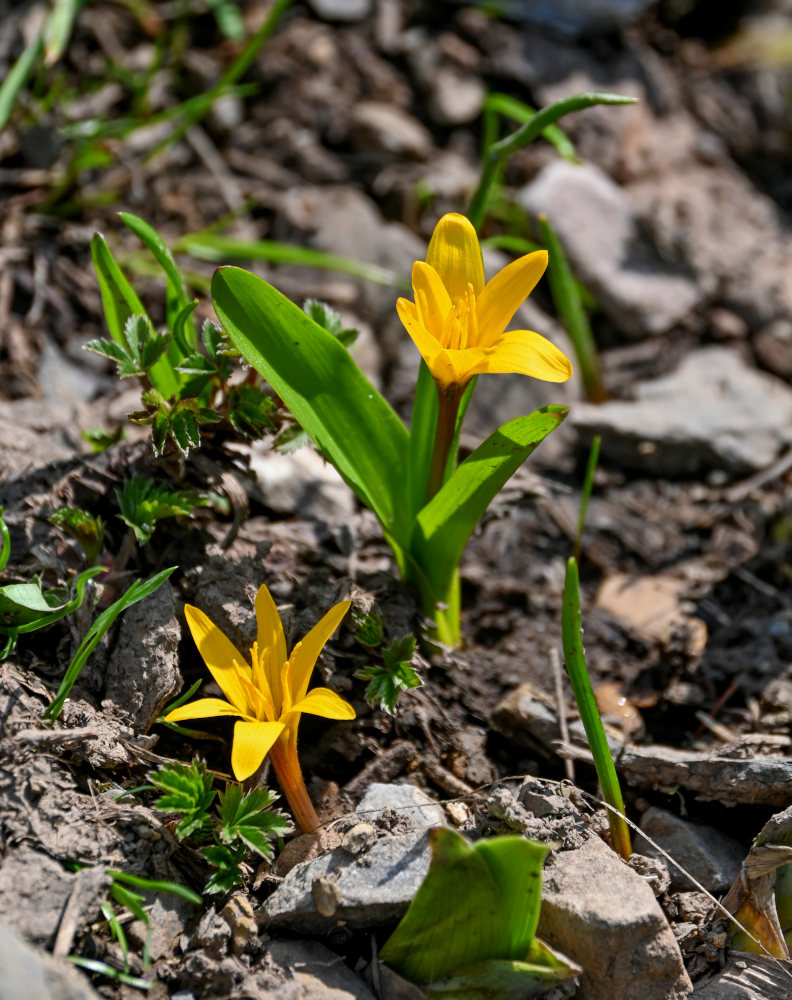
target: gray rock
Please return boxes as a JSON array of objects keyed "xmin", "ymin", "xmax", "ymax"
[
  {"xmin": 264, "ymin": 783, "xmax": 445, "ymax": 933},
  {"xmin": 243, "ymin": 940, "xmax": 377, "ymax": 999},
  {"xmin": 0, "ymin": 848, "xmax": 106, "ymax": 949},
  {"xmin": 538, "ymin": 834, "xmax": 693, "ymax": 1000},
  {"xmin": 572, "ymin": 347, "xmax": 792, "ymax": 478},
  {"xmin": 264, "ymin": 827, "xmax": 432, "ymax": 933},
  {"xmin": 250, "ymin": 443, "xmax": 356, "ymax": 523},
  {"xmin": 357, "ymin": 782, "xmax": 446, "ymax": 833},
  {"xmin": 104, "ymin": 580, "xmax": 182, "ymax": 731},
  {"xmin": 308, "ymin": 0, "xmax": 371, "ymax": 22},
  {"xmin": 0, "ymin": 922, "xmax": 100, "ymax": 1000},
  {"xmin": 504, "ymin": 0, "xmax": 656, "ymax": 38},
  {"xmin": 691, "ymin": 954, "xmax": 792, "ymax": 999},
  {"xmin": 351, "ymin": 102, "xmax": 432, "ymax": 159},
  {"xmin": 427, "ymin": 67, "xmax": 485, "ymax": 126},
  {"xmin": 636, "ymin": 807, "xmax": 744, "ymax": 893},
  {"xmin": 518, "ymin": 161, "xmax": 702, "ymax": 338},
  {"xmin": 0, "ymin": 398, "xmax": 89, "ymax": 483}
]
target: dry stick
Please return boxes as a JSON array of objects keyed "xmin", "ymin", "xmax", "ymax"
[
  {"xmin": 726, "ymin": 446, "xmax": 792, "ymax": 503},
  {"xmin": 551, "ymin": 646, "xmax": 575, "ymax": 782}
]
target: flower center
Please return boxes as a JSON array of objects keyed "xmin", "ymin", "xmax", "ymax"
[{"xmin": 441, "ymin": 283, "xmax": 477, "ymax": 352}]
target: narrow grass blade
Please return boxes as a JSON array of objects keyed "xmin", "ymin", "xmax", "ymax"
[
  {"xmin": 109, "ymin": 870, "xmax": 202, "ymax": 905},
  {"xmin": 0, "ymin": 36, "xmax": 44, "ymax": 132},
  {"xmin": 119, "ymin": 212, "xmax": 196, "ymax": 352},
  {"xmin": 44, "ymin": 0, "xmax": 81, "ymax": 66},
  {"xmin": 45, "ymin": 567, "xmax": 176, "ymax": 721},
  {"xmin": 90, "ymin": 234, "xmax": 179, "ymax": 397},
  {"xmin": 0, "ymin": 507, "xmax": 10, "ymax": 572},
  {"xmin": 101, "ymin": 901, "xmax": 130, "ymax": 971},
  {"xmin": 212, "ymin": 267, "xmax": 410, "ymax": 545},
  {"xmin": 538, "ymin": 215, "xmax": 606, "ymax": 403},
  {"xmin": 482, "ymin": 92, "xmax": 580, "ymax": 164},
  {"xmin": 561, "ymin": 557, "xmax": 631, "ymax": 861},
  {"xmin": 574, "ymin": 435, "xmax": 601, "ymax": 562},
  {"xmin": 180, "ymin": 233, "xmax": 407, "ymax": 290},
  {"xmin": 68, "ymin": 956, "xmax": 152, "ymax": 990},
  {"xmin": 469, "ymin": 91, "xmax": 637, "ymax": 230}
]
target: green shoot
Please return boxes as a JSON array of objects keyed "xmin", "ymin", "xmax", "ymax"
[
  {"xmin": 116, "ymin": 476, "xmax": 204, "ymax": 545},
  {"xmin": 81, "ymin": 426, "xmax": 125, "ymax": 453},
  {"xmin": 50, "ymin": 507, "xmax": 105, "ymax": 565},
  {"xmin": 561, "ymin": 557, "xmax": 631, "ymax": 861},
  {"xmin": 353, "ymin": 610, "xmax": 385, "ymax": 648},
  {"xmin": 149, "ymin": 760, "xmax": 216, "ymax": 839},
  {"xmin": 538, "ymin": 215, "xmax": 606, "ymax": 404},
  {"xmin": 45, "ymin": 567, "xmax": 176, "ymax": 722},
  {"xmin": 381, "ymin": 829, "xmax": 580, "ymax": 992},
  {"xmin": 468, "ymin": 91, "xmax": 637, "ymax": 231},
  {"xmin": 355, "ymin": 635, "xmax": 422, "ymax": 716},
  {"xmin": 0, "ymin": 507, "xmax": 10, "ymax": 573},
  {"xmin": 303, "ymin": 300, "xmax": 358, "ymax": 346},
  {"xmin": 218, "ymin": 785, "xmax": 287, "ymax": 858},
  {"xmin": 85, "ymin": 314, "xmax": 170, "ymax": 381},
  {"xmin": 574, "ymin": 435, "xmax": 601, "ymax": 562},
  {"xmin": 68, "ymin": 956, "xmax": 152, "ymax": 991}
]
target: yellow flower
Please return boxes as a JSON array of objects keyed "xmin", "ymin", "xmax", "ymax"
[
  {"xmin": 397, "ymin": 213, "xmax": 572, "ymax": 398},
  {"xmin": 165, "ymin": 585, "xmax": 354, "ymax": 783}
]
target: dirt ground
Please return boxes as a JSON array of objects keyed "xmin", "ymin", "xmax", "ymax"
[{"xmin": 3, "ymin": 1, "xmax": 792, "ymax": 997}]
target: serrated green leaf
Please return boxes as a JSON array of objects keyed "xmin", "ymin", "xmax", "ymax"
[
  {"xmin": 117, "ymin": 476, "xmax": 202, "ymax": 545},
  {"xmin": 273, "ymin": 424, "xmax": 309, "ymax": 454},
  {"xmin": 353, "ymin": 611, "xmax": 383, "ymax": 648},
  {"xmin": 219, "ymin": 785, "xmax": 288, "ymax": 858},
  {"xmin": 226, "ymin": 384, "xmax": 277, "ymax": 438},
  {"xmin": 50, "ymin": 506, "xmax": 104, "ymax": 564},
  {"xmin": 212, "ymin": 268, "xmax": 409, "ymax": 547}
]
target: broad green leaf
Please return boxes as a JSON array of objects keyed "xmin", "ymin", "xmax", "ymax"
[
  {"xmin": 410, "ymin": 406, "xmax": 567, "ymax": 609},
  {"xmin": 119, "ymin": 212, "xmax": 196, "ymax": 352},
  {"xmin": 212, "ymin": 267, "xmax": 410, "ymax": 543},
  {"xmin": 0, "ymin": 566, "xmax": 104, "ymax": 633},
  {"xmin": 90, "ymin": 234, "xmax": 179, "ymax": 397},
  {"xmin": 424, "ymin": 945, "xmax": 581, "ymax": 999},
  {"xmin": 0, "ymin": 36, "xmax": 43, "ymax": 132},
  {"xmin": 475, "ymin": 837, "xmax": 548, "ymax": 956},
  {"xmin": 381, "ymin": 829, "xmax": 506, "ymax": 984}
]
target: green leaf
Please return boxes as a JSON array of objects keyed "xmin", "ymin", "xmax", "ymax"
[
  {"xmin": 109, "ymin": 870, "xmax": 202, "ymax": 906},
  {"xmin": 50, "ymin": 507, "xmax": 104, "ymax": 564},
  {"xmin": 0, "ymin": 36, "xmax": 44, "ymax": 132},
  {"xmin": 0, "ymin": 566, "xmax": 104, "ymax": 634},
  {"xmin": 303, "ymin": 299, "xmax": 358, "ymax": 346},
  {"xmin": 0, "ymin": 507, "xmax": 10, "ymax": 572},
  {"xmin": 201, "ymin": 843, "xmax": 246, "ymax": 894},
  {"xmin": 90, "ymin": 235, "xmax": 179, "ymax": 397},
  {"xmin": 44, "ymin": 0, "xmax": 80, "ymax": 66},
  {"xmin": 423, "ymin": 945, "xmax": 582, "ymax": 999},
  {"xmin": 68, "ymin": 956, "xmax": 152, "ymax": 991},
  {"xmin": 410, "ymin": 407, "xmax": 567, "ymax": 625},
  {"xmin": 44, "ymin": 567, "xmax": 177, "ymax": 721},
  {"xmin": 149, "ymin": 760, "xmax": 216, "ymax": 839},
  {"xmin": 219, "ymin": 785, "xmax": 289, "ymax": 858},
  {"xmin": 81, "ymin": 426, "xmax": 125, "ymax": 453},
  {"xmin": 119, "ymin": 212, "xmax": 196, "ymax": 354},
  {"xmin": 381, "ymin": 830, "xmax": 549, "ymax": 984},
  {"xmin": 117, "ymin": 476, "xmax": 203, "ymax": 545},
  {"xmin": 273, "ymin": 423, "xmax": 309, "ymax": 454},
  {"xmin": 562, "ymin": 557, "xmax": 631, "ymax": 861},
  {"xmin": 353, "ymin": 611, "xmax": 384, "ymax": 648},
  {"xmin": 226, "ymin": 384, "xmax": 277, "ymax": 439},
  {"xmin": 212, "ymin": 267, "xmax": 410, "ymax": 546}
]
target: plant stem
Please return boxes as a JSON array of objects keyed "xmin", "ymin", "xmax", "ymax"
[
  {"xmin": 268, "ymin": 741, "xmax": 320, "ymax": 834},
  {"xmin": 426, "ymin": 389, "xmax": 461, "ymax": 502}
]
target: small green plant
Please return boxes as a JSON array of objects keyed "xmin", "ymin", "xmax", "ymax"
[
  {"xmin": 148, "ymin": 759, "xmax": 289, "ymax": 893},
  {"xmin": 380, "ymin": 828, "xmax": 580, "ymax": 995},
  {"xmin": 561, "ymin": 556, "xmax": 631, "ymax": 861},
  {"xmin": 50, "ymin": 506, "xmax": 105, "ymax": 565},
  {"xmin": 355, "ymin": 631, "xmax": 422, "ymax": 716},
  {"xmin": 116, "ymin": 476, "xmax": 205, "ymax": 546}
]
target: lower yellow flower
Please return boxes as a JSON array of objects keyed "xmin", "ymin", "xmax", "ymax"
[
  {"xmin": 397, "ymin": 212, "xmax": 572, "ymax": 399},
  {"xmin": 165, "ymin": 584, "xmax": 354, "ymax": 832}
]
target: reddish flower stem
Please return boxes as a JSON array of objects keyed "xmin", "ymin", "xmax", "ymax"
[
  {"xmin": 426, "ymin": 387, "xmax": 462, "ymax": 502},
  {"xmin": 268, "ymin": 741, "xmax": 320, "ymax": 834}
]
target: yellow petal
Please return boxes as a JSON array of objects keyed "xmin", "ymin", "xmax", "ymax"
[
  {"xmin": 398, "ymin": 299, "xmax": 461, "ymax": 392},
  {"xmin": 412, "ymin": 262, "xmax": 451, "ymax": 338},
  {"xmin": 289, "ymin": 600, "xmax": 351, "ymax": 705},
  {"xmin": 476, "ymin": 250, "xmax": 548, "ymax": 347},
  {"xmin": 184, "ymin": 605, "xmax": 252, "ymax": 714},
  {"xmin": 255, "ymin": 584, "xmax": 287, "ymax": 711},
  {"xmin": 426, "ymin": 213, "xmax": 485, "ymax": 301},
  {"xmin": 291, "ymin": 687, "xmax": 356, "ymax": 720},
  {"xmin": 470, "ymin": 330, "xmax": 573, "ymax": 382},
  {"xmin": 231, "ymin": 719, "xmax": 285, "ymax": 781},
  {"xmin": 164, "ymin": 697, "xmax": 246, "ymax": 723}
]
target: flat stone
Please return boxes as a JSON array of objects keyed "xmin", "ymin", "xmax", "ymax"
[
  {"xmin": 264, "ymin": 783, "xmax": 444, "ymax": 933},
  {"xmin": 691, "ymin": 954, "xmax": 792, "ymax": 999},
  {"xmin": 572, "ymin": 347, "xmax": 792, "ymax": 478},
  {"xmin": 250, "ymin": 442, "xmax": 356, "ymax": 523},
  {"xmin": 427, "ymin": 67, "xmax": 485, "ymax": 125},
  {"xmin": 518, "ymin": 161, "xmax": 702, "ymax": 338},
  {"xmin": 351, "ymin": 101, "xmax": 432, "ymax": 159},
  {"xmin": 242, "ymin": 940, "xmax": 377, "ymax": 999},
  {"xmin": 636, "ymin": 807, "xmax": 744, "ymax": 894},
  {"xmin": 357, "ymin": 782, "xmax": 446, "ymax": 833},
  {"xmin": 538, "ymin": 835, "xmax": 692, "ymax": 1000},
  {"xmin": 0, "ymin": 922, "xmax": 100, "ymax": 1000},
  {"xmin": 307, "ymin": 0, "xmax": 371, "ymax": 21}
]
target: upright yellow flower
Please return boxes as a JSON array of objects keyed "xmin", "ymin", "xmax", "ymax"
[
  {"xmin": 165, "ymin": 584, "xmax": 354, "ymax": 832},
  {"xmin": 397, "ymin": 213, "xmax": 572, "ymax": 400}
]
